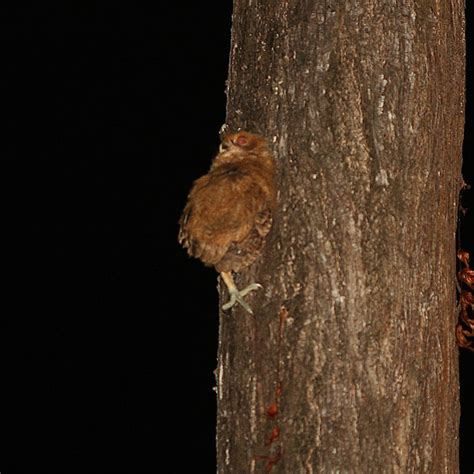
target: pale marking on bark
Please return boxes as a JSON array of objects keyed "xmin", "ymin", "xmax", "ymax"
[
  {"xmin": 316, "ymin": 51, "xmax": 331, "ymax": 72},
  {"xmin": 386, "ymin": 110, "xmax": 396, "ymax": 138},
  {"xmin": 344, "ymin": 214, "xmax": 368, "ymax": 333},
  {"xmin": 375, "ymin": 169, "xmax": 389, "ymax": 186},
  {"xmin": 303, "ymin": 266, "xmax": 317, "ymax": 309},
  {"xmin": 280, "ymin": 239, "xmax": 303, "ymax": 300},
  {"xmin": 304, "ymin": 362, "xmax": 323, "ymax": 471},
  {"xmin": 218, "ymin": 352, "xmax": 228, "ymax": 401},
  {"xmin": 393, "ymin": 404, "xmax": 410, "ymax": 472},
  {"xmin": 250, "ymin": 375, "xmax": 257, "ymax": 439},
  {"xmin": 377, "ymin": 94, "xmax": 385, "ymax": 115},
  {"xmin": 301, "ymin": 317, "xmax": 317, "ymax": 328},
  {"xmin": 324, "ymin": 239, "xmax": 346, "ymax": 305}
]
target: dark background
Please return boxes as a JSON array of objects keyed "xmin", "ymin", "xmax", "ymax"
[{"xmin": 2, "ymin": 4, "xmax": 472, "ymax": 473}]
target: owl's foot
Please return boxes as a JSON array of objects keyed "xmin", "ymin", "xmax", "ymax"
[
  {"xmin": 220, "ymin": 271, "xmax": 262, "ymax": 314},
  {"xmin": 222, "ymin": 283, "xmax": 262, "ymax": 313}
]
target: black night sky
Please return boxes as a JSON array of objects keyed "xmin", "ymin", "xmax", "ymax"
[{"xmin": 2, "ymin": 4, "xmax": 473, "ymax": 473}]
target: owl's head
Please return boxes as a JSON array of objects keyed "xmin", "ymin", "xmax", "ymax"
[{"xmin": 219, "ymin": 131, "xmax": 268, "ymax": 154}]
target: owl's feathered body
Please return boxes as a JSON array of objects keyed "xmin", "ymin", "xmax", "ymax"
[{"xmin": 178, "ymin": 131, "xmax": 276, "ymax": 313}]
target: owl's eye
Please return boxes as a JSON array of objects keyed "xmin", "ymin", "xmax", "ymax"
[{"xmin": 234, "ymin": 135, "xmax": 248, "ymax": 146}]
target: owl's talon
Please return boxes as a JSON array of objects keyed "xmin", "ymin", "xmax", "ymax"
[
  {"xmin": 240, "ymin": 282, "xmax": 263, "ymax": 296},
  {"xmin": 222, "ymin": 283, "xmax": 262, "ymax": 314},
  {"xmin": 220, "ymin": 272, "xmax": 262, "ymax": 314}
]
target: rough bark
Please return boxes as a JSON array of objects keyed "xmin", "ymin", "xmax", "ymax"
[{"xmin": 216, "ymin": 1, "xmax": 465, "ymax": 472}]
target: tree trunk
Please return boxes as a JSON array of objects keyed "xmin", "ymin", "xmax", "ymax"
[{"xmin": 216, "ymin": 1, "xmax": 465, "ymax": 473}]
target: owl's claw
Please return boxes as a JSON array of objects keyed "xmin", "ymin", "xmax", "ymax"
[
  {"xmin": 222, "ymin": 283, "xmax": 263, "ymax": 314},
  {"xmin": 220, "ymin": 272, "xmax": 262, "ymax": 314}
]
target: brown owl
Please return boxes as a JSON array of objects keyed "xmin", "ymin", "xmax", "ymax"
[{"xmin": 178, "ymin": 131, "xmax": 276, "ymax": 313}]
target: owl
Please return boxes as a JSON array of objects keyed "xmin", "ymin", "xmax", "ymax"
[{"xmin": 178, "ymin": 131, "xmax": 276, "ymax": 313}]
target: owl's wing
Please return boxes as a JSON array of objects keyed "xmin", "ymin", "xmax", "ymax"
[
  {"xmin": 215, "ymin": 206, "xmax": 273, "ymax": 272},
  {"xmin": 179, "ymin": 163, "xmax": 273, "ymax": 270}
]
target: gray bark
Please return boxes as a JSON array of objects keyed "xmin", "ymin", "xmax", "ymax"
[{"xmin": 217, "ymin": 1, "xmax": 465, "ymax": 472}]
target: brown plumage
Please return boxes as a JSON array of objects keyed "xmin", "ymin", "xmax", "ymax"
[{"xmin": 178, "ymin": 131, "xmax": 276, "ymax": 313}]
